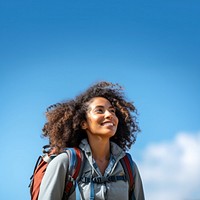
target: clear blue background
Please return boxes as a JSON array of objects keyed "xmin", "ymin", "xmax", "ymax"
[{"xmin": 0, "ymin": 0, "xmax": 199, "ymax": 199}]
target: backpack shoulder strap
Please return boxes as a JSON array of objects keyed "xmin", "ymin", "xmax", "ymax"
[
  {"xmin": 120, "ymin": 153, "xmax": 135, "ymax": 197},
  {"xmin": 64, "ymin": 147, "xmax": 84, "ymax": 196}
]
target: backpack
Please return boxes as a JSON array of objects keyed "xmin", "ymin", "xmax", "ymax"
[
  {"xmin": 29, "ymin": 145, "xmax": 135, "ymax": 200},
  {"xmin": 29, "ymin": 145, "xmax": 83, "ymax": 200}
]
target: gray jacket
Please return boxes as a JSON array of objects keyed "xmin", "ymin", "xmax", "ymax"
[{"xmin": 38, "ymin": 139, "xmax": 145, "ymax": 200}]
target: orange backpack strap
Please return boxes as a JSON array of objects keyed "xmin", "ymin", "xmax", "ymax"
[
  {"xmin": 120, "ymin": 153, "xmax": 135, "ymax": 199},
  {"xmin": 63, "ymin": 147, "xmax": 84, "ymax": 197}
]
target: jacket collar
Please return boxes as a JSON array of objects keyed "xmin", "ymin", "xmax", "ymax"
[{"xmin": 79, "ymin": 138, "xmax": 126, "ymax": 162}]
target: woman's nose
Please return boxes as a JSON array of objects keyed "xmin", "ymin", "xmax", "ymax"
[{"xmin": 105, "ymin": 110, "xmax": 112, "ymax": 118}]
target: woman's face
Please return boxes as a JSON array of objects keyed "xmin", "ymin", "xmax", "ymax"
[{"xmin": 82, "ymin": 97, "xmax": 119, "ymax": 139}]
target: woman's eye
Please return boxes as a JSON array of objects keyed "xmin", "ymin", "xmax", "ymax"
[
  {"xmin": 110, "ymin": 109, "xmax": 116, "ymax": 113},
  {"xmin": 95, "ymin": 109, "xmax": 103, "ymax": 113}
]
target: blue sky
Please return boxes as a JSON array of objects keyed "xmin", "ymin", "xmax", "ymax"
[{"xmin": 0, "ymin": 1, "xmax": 200, "ymax": 199}]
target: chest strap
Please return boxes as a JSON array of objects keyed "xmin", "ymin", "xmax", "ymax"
[{"xmin": 81, "ymin": 175, "xmax": 127, "ymax": 184}]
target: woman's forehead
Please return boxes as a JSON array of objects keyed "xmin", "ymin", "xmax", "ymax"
[{"xmin": 87, "ymin": 97, "xmax": 112, "ymax": 107}]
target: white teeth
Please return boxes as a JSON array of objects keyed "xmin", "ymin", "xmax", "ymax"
[{"xmin": 103, "ymin": 122, "xmax": 113, "ymax": 126}]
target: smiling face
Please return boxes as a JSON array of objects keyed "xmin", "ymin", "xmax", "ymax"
[{"xmin": 82, "ymin": 97, "xmax": 119, "ymax": 139}]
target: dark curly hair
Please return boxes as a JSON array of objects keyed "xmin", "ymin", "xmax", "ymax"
[{"xmin": 42, "ymin": 81, "xmax": 140, "ymax": 153}]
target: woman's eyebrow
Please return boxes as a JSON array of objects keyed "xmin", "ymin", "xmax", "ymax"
[
  {"xmin": 94, "ymin": 105, "xmax": 114, "ymax": 109},
  {"xmin": 94, "ymin": 105, "xmax": 104, "ymax": 108}
]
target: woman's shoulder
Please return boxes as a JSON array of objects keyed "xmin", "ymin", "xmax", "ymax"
[
  {"xmin": 47, "ymin": 151, "xmax": 70, "ymax": 170},
  {"xmin": 48, "ymin": 148, "xmax": 83, "ymax": 169}
]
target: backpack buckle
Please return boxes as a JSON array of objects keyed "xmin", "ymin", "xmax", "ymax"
[{"xmin": 92, "ymin": 176, "xmax": 108, "ymax": 183}]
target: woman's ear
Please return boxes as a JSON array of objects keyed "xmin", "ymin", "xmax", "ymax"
[{"xmin": 81, "ymin": 121, "xmax": 87, "ymax": 130}]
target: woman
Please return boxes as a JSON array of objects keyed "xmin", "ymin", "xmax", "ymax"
[{"xmin": 38, "ymin": 81, "xmax": 145, "ymax": 200}]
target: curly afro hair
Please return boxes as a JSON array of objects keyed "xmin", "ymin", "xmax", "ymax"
[{"xmin": 42, "ymin": 81, "xmax": 140, "ymax": 153}]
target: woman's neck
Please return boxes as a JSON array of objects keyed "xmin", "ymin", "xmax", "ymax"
[
  {"xmin": 87, "ymin": 136, "xmax": 111, "ymax": 175},
  {"xmin": 88, "ymin": 136, "xmax": 111, "ymax": 161}
]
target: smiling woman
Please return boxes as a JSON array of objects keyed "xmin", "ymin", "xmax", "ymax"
[
  {"xmin": 35, "ymin": 81, "xmax": 145, "ymax": 200},
  {"xmin": 82, "ymin": 97, "xmax": 119, "ymax": 138}
]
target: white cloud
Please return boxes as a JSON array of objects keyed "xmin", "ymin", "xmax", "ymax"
[{"xmin": 138, "ymin": 132, "xmax": 200, "ymax": 200}]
